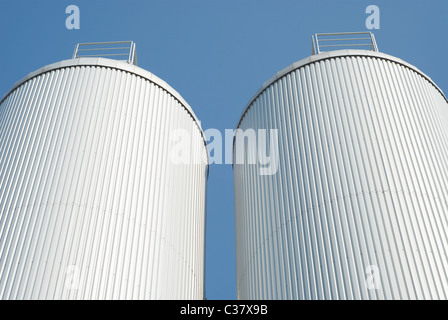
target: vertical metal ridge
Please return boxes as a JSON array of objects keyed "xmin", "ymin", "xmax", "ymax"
[{"xmin": 234, "ymin": 53, "xmax": 448, "ymax": 300}]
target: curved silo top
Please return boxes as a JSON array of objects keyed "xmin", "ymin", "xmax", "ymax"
[
  {"xmin": 1, "ymin": 42, "xmax": 208, "ymax": 161},
  {"xmin": 236, "ymin": 46, "xmax": 448, "ymax": 131}
]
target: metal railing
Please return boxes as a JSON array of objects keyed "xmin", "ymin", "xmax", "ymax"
[
  {"xmin": 312, "ymin": 32, "xmax": 378, "ymax": 55},
  {"xmin": 72, "ymin": 41, "xmax": 138, "ymax": 65}
]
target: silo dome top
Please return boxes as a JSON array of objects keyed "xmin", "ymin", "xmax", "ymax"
[
  {"xmin": 237, "ymin": 48, "xmax": 448, "ymax": 130},
  {"xmin": 1, "ymin": 53, "xmax": 207, "ymax": 148}
]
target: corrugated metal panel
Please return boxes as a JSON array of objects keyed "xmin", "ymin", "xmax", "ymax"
[
  {"xmin": 234, "ymin": 50, "xmax": 448, "ymax": 299},
  {"xmin": 0, "ymin": 59, "xmax": 208, "ymax": 299}
]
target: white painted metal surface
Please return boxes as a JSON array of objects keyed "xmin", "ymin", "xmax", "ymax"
[
  {"xmin": 0, "ymin": 58, "xmax": 208, "ymax": 299},
  {"xmin": 234, "ymin": 49, "xmax": 448, "ymax": 299}
]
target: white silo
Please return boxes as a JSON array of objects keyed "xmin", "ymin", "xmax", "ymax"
[
  {"xmin": 0, "ymin": 42, "xmax": 208, "ymax": 299},
  {"xmin": 233, "ymin": 32, "xmax": 448, "ymax": 299}
]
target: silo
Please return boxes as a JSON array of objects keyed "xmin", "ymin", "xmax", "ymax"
[
  {"xmin": 0, "ymin": 42, "xmax": 208, "ymax": 299},
  {"xmin": 233, "ymin": 32, "xmax": 448, "ymax": 299}
]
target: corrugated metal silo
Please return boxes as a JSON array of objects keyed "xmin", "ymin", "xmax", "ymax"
[
  {"xmin": 0, "ymin": 42, "xmax": 208, "ymax": 299},
  {"xmin": 233, "ymin": 33, "xmax": 448, "ymax": 299}
]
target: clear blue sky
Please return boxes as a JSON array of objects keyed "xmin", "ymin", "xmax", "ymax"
[{"xmin": 1, "ymin": 0, "xmax": 447, "ymax": 300}]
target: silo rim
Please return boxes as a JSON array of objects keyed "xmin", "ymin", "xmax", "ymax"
[
  {"xmin": 236, "ymin": 49, "xmax": 448, "ymax": 130},
  {"xmin": 0, "ymin": 57, "xmax": 208, "ymax": 162}
]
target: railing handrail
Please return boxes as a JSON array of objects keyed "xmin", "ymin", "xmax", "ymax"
[
  {"xmin": 312, "ymin": 32, "xmax": 378, "ymax": 55},
  {"xmin": 72, "ymin": 41, "xmax": 138, "ymax": 65}
]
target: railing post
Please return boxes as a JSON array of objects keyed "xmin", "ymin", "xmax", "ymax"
[
  {"xmin": 370, "ymin": 32, "xmax": 379, "ymax": 52},
  {"xmin": 72, "ymin": 44, "xmax": 79, "ymax": 59}
]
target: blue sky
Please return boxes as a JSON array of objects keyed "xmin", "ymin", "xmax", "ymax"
[{"xmin": 0, "ymin": 0, "xmax": 447, "ymax": 300}]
